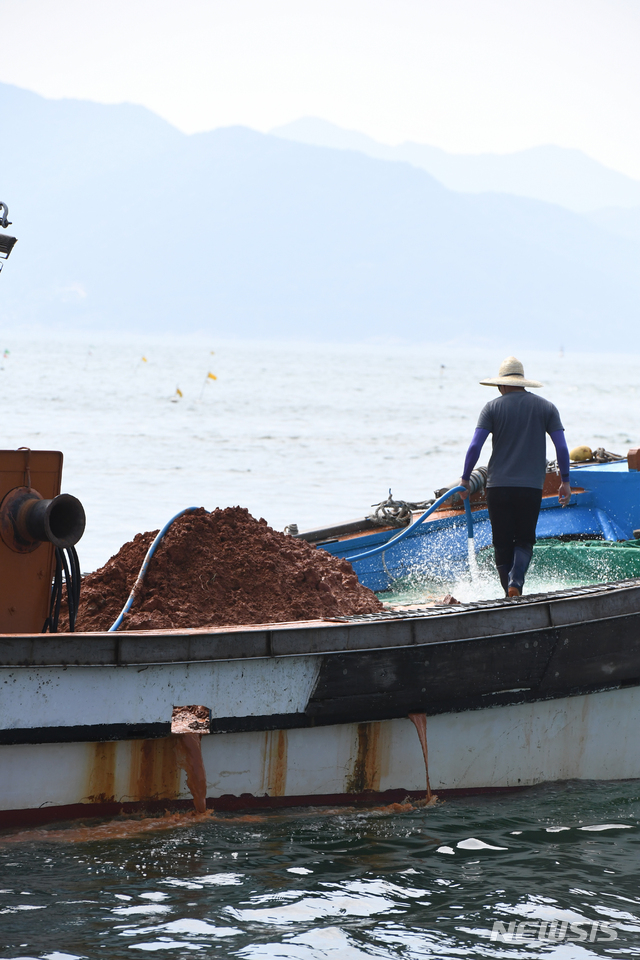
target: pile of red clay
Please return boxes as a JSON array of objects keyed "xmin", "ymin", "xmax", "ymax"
[{"xmin": 73, "ymin": 506, "xmax": 383, "ymax": 632}]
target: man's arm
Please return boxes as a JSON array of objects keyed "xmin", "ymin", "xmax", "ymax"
[
  {"xmin": 550, "ymin": 429, "xmax": 571, "ymax": 507},
  {"xmin": 459, "ymin": 428, "xmax": 489, "ymax": 500}
]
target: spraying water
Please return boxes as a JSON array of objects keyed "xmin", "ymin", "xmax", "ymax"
[
  {"xmin": 467, "ymin": 534, "xmax": 480, "ymax": 582},
  {"xmin": 464, "ymin": 496, "xmax": 480, "ymax": 583}
]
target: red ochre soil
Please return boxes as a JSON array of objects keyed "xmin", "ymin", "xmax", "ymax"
[{"xmin": 73, "ymin": 506, "xmax": 383, "ymax": 632}]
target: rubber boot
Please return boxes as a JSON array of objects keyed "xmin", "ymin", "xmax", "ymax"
[
  {"xmin": 496, "ymin": 564, "xmax": 510, "ymax": 597},
  {"xmin": 508, "ymin": 545, "xmax": 533, "ymax": 597}
]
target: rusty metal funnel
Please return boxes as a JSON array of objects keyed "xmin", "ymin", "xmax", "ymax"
[{"xmin": 0, "ymin": 487, "xmax": 86, "ymax": 553}]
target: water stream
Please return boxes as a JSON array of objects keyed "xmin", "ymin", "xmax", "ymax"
[{"xmin": 466, "ymin": 536, "xmax": 480, "ymax": 584}]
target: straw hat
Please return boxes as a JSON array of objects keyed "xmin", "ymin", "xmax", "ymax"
[{"xmin": 479, "ymin": 356, "xmax": 543, "ymax": 388}]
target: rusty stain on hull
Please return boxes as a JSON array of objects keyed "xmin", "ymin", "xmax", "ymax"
[
  {"xmin": 346, "ymin": 721, "xmax": 382, "ymax": 793},
  {"xmin": 127, "ymin": 737, "xmax": 181, "ymax": 802},
  {"xmin": 86, "ymin": 741, "xmax": 117, "ymax": 803},
  {"xmin": 263, "ymin": 729, "xmax": 288, "ymax": 796}
]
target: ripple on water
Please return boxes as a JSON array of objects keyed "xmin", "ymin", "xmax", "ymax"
[{"xmin": 1, "ymin": 780, "xmax": 640, "ymax": 958}]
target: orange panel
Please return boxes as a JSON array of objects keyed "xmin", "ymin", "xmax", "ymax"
[{"xmin": 0, "ymin": 450, "xmax": 63, "ymax": 634}]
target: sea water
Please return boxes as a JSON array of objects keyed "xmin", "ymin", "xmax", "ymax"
[
  {"xmin": 1, "ymin": 333, "xmax": 638, "ymax": 575},
  {"xmin": 2, "ymin": 784, "xmax": 640, "ymax": 958},
  {"xmin": 1, "ymin": 334, "xmax": 640, "ymax": 957}
]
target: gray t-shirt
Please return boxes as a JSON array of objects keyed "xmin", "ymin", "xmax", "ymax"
[{"xmin": 477, "ymin": 391, "xmax": 563, "ymax": 489}]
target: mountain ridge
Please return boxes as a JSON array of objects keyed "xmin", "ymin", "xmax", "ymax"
[
  {"xmin": 271, "ymin": 117, "xmax": 640, "ymax": 214},
  {"xmin": 0, "ymin": 83, "xmax": 638, "ymax": 348}
]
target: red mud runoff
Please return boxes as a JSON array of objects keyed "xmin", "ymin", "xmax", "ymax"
[
  {"xmin": 73, "ymin": 506, "xmax": 382, "ymax": 632},
  {"xmin": 0, "ymin": 799, "xmax": 440, "ymax": 845}
]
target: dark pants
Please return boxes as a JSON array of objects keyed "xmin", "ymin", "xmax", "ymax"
[{"xmin": 486, "ymin": 486, "xmax": 542, "ymax": 568}]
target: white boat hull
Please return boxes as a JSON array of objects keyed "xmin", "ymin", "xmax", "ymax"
[
  {"xmin": 3, "ymin": 581, "xmax": 640, "ymax": 825},
  {"xmin": 2, "ymin": 683, "xmax": 639, "ymax": 824}
]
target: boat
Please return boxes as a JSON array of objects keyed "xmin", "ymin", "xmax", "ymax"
[
  {"xmin": 3, "ymin": 192, "xmax": 640, "ymax": 830},
  {"xmin": 3, "ymin": 444, "xmax": 640, "ymax": 828},
  {"xmin": 295, "ymin": 450, "xmax": 640, "ymax": 591},
  {"xmin": 3, "ymin": 575, "xmax": 640, "ymax": 827}
]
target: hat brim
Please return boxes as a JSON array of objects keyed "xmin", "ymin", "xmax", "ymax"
[{"xmin": 479, "ymin": 376, "xmax": 543, "ymax": 388}]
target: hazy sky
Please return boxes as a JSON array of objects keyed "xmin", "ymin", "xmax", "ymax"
[{"xmin": 1, "ymin": 0, "xmax": 639, "ymax": 177}]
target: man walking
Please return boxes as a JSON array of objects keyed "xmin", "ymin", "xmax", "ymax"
[{"xmin": 459, "ymin": 357, "xmax": 571, "ymax": 597}]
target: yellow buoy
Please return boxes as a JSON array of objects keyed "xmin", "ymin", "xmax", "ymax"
[{"xmin": 570, "ymin": 445, "xmax": 593, "ymax": 462}]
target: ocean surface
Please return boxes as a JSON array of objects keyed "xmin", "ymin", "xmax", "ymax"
[
  {"xmin": 1, "ymin": 333, "xmax": 639, "ymax": 575},
  {"xmin": 2, "ymin": 783, "xmax": 640, "ymax": 958},
  {"xmin": 2, "ymin": 334, "xmax": 640, "ymax": 957}
]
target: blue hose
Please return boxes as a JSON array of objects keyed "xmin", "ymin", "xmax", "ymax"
[
  {"xmin": 346, "ymin": 485, "xmax": 467, "ymax": 563},
  {"xmin": 108, "ymin": 506, "xmax": 199, "ymax": 632},
  {"xmin": 464, "ymin": 496, "xmax": 474, "ymax": 539}
]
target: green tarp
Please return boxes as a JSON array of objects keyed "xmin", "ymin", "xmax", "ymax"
[{"xmin": 482, "ymin": 538, "xmax": 640, "ymax": 585}]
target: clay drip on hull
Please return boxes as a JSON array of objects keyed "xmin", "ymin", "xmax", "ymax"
[
  {"xmin": 408, "ymin": 712, "xmax": 433, "ymax": 802},
  {"xmin": 175, "ymin": 733, "xmax": 208, "ymax": 814}
]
